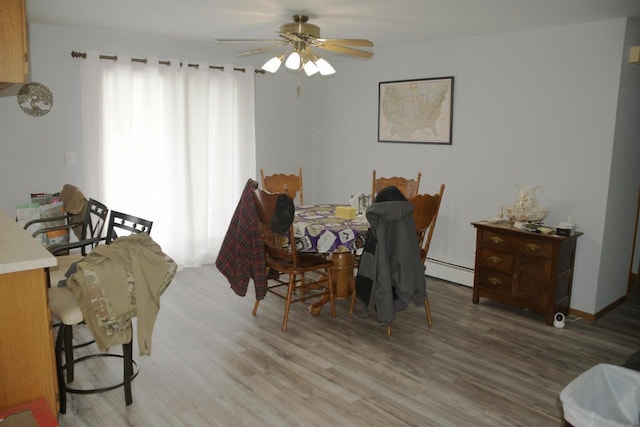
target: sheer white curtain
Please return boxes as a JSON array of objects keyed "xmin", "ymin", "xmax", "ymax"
[{"xmin": 79, "ymin": 52, "xmax": 256, "ymax": 268}]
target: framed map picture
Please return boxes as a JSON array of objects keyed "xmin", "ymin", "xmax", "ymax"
[{"xmin": 378, "ymin": 76, "xmax": 454, "ymax": 144}]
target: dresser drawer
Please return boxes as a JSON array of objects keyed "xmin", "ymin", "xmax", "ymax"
[
  {"xmin": 480, "ymin": 230, "xmax": 514, "ymax": 250},
  {"xmin": 476, "ymin": 267, "xmax": 512, "ymax": 296},
  {"xmin": 481, "ymin": 229, "xmax": 553, "ymax": 258},
  {"xmin": 477, "ymin": 247, "xmax": 513, "ymax": 273},
  {"xmin": 513, "ymin": 238, "xmax": 553, "ymax": 258}
]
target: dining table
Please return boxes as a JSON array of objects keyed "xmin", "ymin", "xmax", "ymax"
[{"xmin": 293, "ymin": 204, "xmax": 370, "ymax": 315}]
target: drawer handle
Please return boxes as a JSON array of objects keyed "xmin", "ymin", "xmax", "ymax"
[
  {"xmin": 490, "ymin": 236, "xmax": 504, "ymax": 245},
  {"xmin": 526, "ymin": 243, "xmax": 541, "ymax": 252},
  {"xmin": 488, "ymin": 256, "xmax": 503, "ymax": 265},
  {"xmin": 488, "ymin": 277, "xmax": 502, "ymax": 285}
]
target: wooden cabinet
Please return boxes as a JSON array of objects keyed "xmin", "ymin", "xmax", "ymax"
[
  {"xmin": 0, "ymin": 0, "xmax": 29, "ymax": 94},
  {"xmin": 0, "ymin": 211, "xmax": 58, "ymax": 415},
  {"xmin": 471, "ymin": 221, "xmax": 581, "ymax": 326}
]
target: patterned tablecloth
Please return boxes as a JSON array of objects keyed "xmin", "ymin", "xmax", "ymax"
[{"xmin": 294, "ymin": 204, "xmax": 370, "ymax": 253}]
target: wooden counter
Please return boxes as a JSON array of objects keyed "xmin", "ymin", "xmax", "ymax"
[{"xmin": 0, "ymin": 209, "xmax": 58, "ymax": 415}]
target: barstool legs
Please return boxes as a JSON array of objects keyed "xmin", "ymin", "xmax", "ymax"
[{"xmin": 54, "ymin": 323, "xmax": 138, "ymax": 413}]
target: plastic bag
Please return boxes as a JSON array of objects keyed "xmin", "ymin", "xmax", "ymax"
[{"xmin": 560, "ymin": 363, "xmax": 640, "ymax": 427}]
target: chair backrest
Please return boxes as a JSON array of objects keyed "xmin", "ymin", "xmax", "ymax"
[
  {"xmin": 105, "ymin": 210, "xmax": 153, "ymax": 244},
  {"xmin": 372, "ymin": 170, "xmax": 421, "ymax": 199},
  {"xmin": 60, "ymin": 183, "xmax": 88, "ymax": 226},
  {"xmin": 251, "ymin": 188, "xmax": 300, "ymax": 267},
  {"xmin": 78, "ymin": 198, "xmax": 109, "ymax": 255},
  {"xmin": 408, "ymin": 184, "xmax": 445, "ymax": 264},
  {"xmin": 260, "ymin": 167, "xmax": 304, "ymax": 205},
  {"xmin": 38, "ymin": 198, "xmax": 109, "ymax": 257}
]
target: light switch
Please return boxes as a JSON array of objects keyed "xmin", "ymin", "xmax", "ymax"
[{"xmin": 66, "ymin": 152, "xmax": 76, "ymax": 166}]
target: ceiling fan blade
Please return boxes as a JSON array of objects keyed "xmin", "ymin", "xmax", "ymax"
[
  {"xmin": 215, "ymin": 38, "xmax": 282, "ymax": 43},
  {"xmin": 236, "ymin": 43, "xmax": 288, "ymax": 56},
  {"xmin": 317, "ymin": 43, "xmax": 374, "ymax": 58},
  {"xmin": 319, "ymin": 38, "xmax": 374, "ymax": 47},
  {"xmin": 276, "ymin": 32, "xmax": 305, "ymax": 43}
]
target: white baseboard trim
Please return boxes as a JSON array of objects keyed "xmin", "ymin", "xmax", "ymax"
[{"xmin": 425, "ymin": 258, "xmax": 474, "ymax": 287}]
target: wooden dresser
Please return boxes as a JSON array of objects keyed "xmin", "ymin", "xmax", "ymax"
[
  {"xmin": 471, "ymin": 221, "xmax": 582, "ymax": 326},
  {"xmin": 0, "ymin": 210, "xmax": 58, "ymax": 415}
]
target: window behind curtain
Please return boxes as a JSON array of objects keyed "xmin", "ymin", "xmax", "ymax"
[{"xmin": 79, "ymin": 53, "xmax": 256, "ymax": 268}]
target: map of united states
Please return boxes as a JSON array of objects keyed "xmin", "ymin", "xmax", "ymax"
[{"xmin": 380, "ymin": 80, "xmax": 451, "ymax": 142}]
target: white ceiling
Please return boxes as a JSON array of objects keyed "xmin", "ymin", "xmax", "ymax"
[{"xmin": 26, "ymin": 0, "xmax": 640, "ymax": 53}]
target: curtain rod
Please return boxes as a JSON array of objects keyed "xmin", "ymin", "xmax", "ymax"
[{"xmin": 70, "ymin": 51, "xmax": 265, "ymax": 74}]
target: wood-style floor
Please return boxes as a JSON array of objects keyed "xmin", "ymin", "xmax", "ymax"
[{"xmin": 56, "ymin": 267, "xmax": 640, "ymax": 427}]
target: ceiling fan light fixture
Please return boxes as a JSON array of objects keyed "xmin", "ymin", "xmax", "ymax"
[
  {"xmin": 285, "ymin": 51, "xmax": 301, "ymax": 70},
  {"xmin": 261, "ymin": 54, "xmax": 284, "ymax": 73},
  {"xmin": 303, "ymin": 59, "xmax": 319, "ymax": 76},
  {"xmin": 315, "ymin": 57, "xmax": 336, "ymax": 76},
  {"xmin": 218, "ymin": 15, "xmax": 373, "ymax": 87}
]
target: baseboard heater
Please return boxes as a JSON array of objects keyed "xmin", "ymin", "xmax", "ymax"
[
  {"xmin": 425, "ymin": 257, "xmax": 474, "ymax": 287},
  {"xmin": 427, "ymin": 257, "xmax": 474, "ymax": 272}
]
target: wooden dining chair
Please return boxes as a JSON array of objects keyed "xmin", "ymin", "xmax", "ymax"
[
  {"xmin": 251, "ymin": 188, "xmax": 336, "ymax": 331},
  {"xmin": 260, "ymin": 166, "xmax": 304, "ymax": 205},
  {"xmin": 371, "ymin": 170, "xmax": 421, "ymax": 200},
  {"xmin": 405, "ymin": 184, "xmax": 445, "ymax": 333}
]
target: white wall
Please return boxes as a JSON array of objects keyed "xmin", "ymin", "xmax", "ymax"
[
  {"xmin": 309, "ymin": 19, "xmax": 634, "ymax": 314},
  {"xmin": 1, "ymin": 18, "xmax": 637, "ymax": 317},
  {"xmin": 598, "ymin": 17, "xmax": 640, "ymax": 312},
  {"xmin": 254, "ymin": 70, "xmax": 316, "ymax": 189}
]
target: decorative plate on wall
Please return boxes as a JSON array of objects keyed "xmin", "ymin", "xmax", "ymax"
[{"xmin": 16, "ymin": 82, "xmax": 53, "ymax": 117}]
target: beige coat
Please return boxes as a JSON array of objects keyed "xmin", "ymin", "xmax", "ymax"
[{"xmin": 67, "ymin": 233, "xmax": 176, "ymax": 355}]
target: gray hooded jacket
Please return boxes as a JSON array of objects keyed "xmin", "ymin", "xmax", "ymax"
[{"xmin": 364, "ymin": 200, "xmax": 426, "ymax": 326}]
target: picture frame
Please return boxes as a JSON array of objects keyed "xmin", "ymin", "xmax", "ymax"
[{"xmin": 378, "ymin": 76, "xmax": 454, "ymax": 144}]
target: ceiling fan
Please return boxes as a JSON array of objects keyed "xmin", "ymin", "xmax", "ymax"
[{"xmin": 216, "ymin": 14, "xmax": 374, "ymax": 76}]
